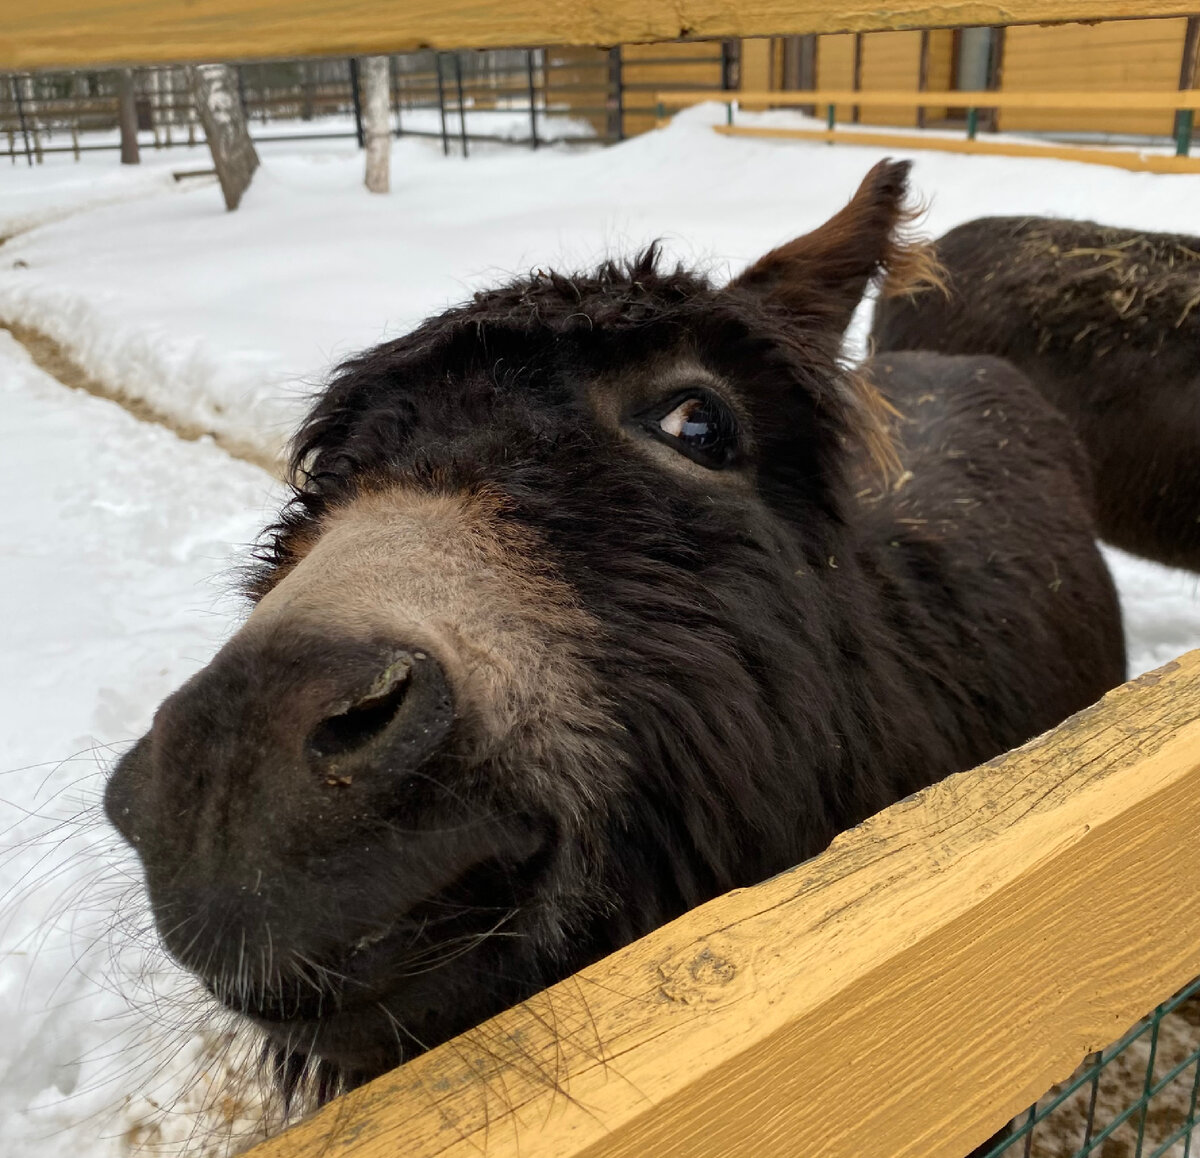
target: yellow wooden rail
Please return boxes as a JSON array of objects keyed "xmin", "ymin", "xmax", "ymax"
[
  {"xmin": 245, "ymin": 650, "xmax": 1200, "ymax": 1158},
  {"xmin": 661, "ymin": 88, "xmax": 1200, "ymax": 165},
  {"xmin": 664, "ymin": 88, "xmax": 1200, "ymax": 111},
  {"xmin": 712, "ymin": 124, "xmax": 1200, "ymax": 173},
  {"xmin": 1, "ymin": 1, "xmax": 1197, "ymax": 70}
]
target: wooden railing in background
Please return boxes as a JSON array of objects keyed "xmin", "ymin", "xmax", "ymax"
[
  {"xmin": 0, "ymin": 1, "xmax": 1198, "ymax": 70},
  {"xmin": 659, "ymin": 88, "xmax": 1200, "ymax": 170},
  {"xmin": 242, "ymin": 650, "xmax": 1200, "ymax": 1158},
  {"xmin": 681, "ymin": 87, "xmax": 1200, "ymax": 111}
]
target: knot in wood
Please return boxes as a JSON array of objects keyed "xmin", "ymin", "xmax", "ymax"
[{"xmin": 657, "ymin": 939, "xmax": 744, "ymax": 1007}]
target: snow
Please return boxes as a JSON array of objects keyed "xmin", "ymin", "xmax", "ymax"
[
  {"xmin": 0, "ymin": 332, "xmax": 282, "ymax": 1154},
  {"xmin": 1, "ymin": 104, "xmax": 1198, "ymax": 1155}
]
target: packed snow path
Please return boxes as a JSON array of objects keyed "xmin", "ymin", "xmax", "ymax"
[
  {"xmin": 1, "ymin": 110, "xmax": 1198, "ymax": 1156},
  {"xmin": 0, "ymin": 331, "xmax": 282, "ymax": 1155}
]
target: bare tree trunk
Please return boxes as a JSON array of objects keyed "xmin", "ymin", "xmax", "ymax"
[
  {"xmin": 117, "ymin": 69, "xmax": 139, "ymax": 164},
  {"xmin": 359, "ymin": 55, "xmax": 391, "ymax": 193},
  {"xmin": 188, "ymin": 63, "xmax": 259, "ymax": 211}
]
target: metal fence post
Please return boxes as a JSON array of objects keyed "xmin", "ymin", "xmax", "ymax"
[
  {"xmin": 720, "ymin": 33, "xmax": 739, "ymax": 127},
  {"xmin": 851, "ymin": 32, "xmax": 862, "ymax": 124},
  {"xmin": 235, "ymin": 64, "xmax": 248, "ymax": 118},
  {"xmin": 452, "ymin": 52, "xmax": 467, "ymax": 157},
  {"xmin": 1176, "ymin": 16, "xmax": 1199, "ymax": 157},
  {"xmin": 917, "ymin": 30, "xmax": 931, "ymax": 130},
  {"xmin": 1177, "ymin": 108, "xmax": 1195, "ymax": 157},
  {"xmin": 435, "ymin": 53, "xmax": 450, "ymax": 156},
  {"xmin": 11, "ymin": 75, "xmax": 32, "ymax": 166},
  {"xmin": 607, "ymin": 46, "xmax": 624, "ymax": 142},
  {"xmin": 349, "ymin": 57, "xmax": 365, "ymax": 148},
  {"xmin": 720, "ymin": 39, "xmax": 740, "ymax": 92},
  {"xmin": 526, "ymin": 48, "xmax": 538, "ymax": 150},
  {"xmin": 391, "ymin": 55, "xmax": 403, "ymax": 138}
]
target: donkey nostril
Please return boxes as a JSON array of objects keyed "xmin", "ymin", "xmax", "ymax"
[{"xmin": 308, "ymin": 656, "xmax": 414, "ymax": 761}]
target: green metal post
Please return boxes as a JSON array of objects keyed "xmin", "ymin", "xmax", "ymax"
[
  {"xmin": 966, "ymin": 107, "xmax": 978, "ymax": 140},
  {"xmin": 826, "ymin": 102, "xmax": 835, "ymax": 145},
  {"xmin": 1176, "ymin": 108, "xmax": 1194, "ymax": 157},
  {"xmin": 726, "ymin": 100, "xmax": 733, "ymax": 126}
]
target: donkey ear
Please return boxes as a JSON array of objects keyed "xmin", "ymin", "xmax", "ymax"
[{"xmin": 728, "ymin": 159, "xmax": 934, "ymax": 334}]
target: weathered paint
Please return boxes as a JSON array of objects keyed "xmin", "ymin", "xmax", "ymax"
[{"xmin": 243, "ymin": 649, "xmax": 1200, "ymax": 1158}]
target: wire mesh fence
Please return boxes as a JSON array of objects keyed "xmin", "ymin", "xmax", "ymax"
[
  {"xmin": 986, "ymin": 977, "xmax": 1200, "ymax": 1158},
  {"xmin": 0, "ymin": 43, "xmax": 739, "ymax": 164}
]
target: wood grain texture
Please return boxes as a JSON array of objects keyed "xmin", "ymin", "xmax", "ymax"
[
  {"xmin": 667, "ymin": 87, "xmax": 1200, "ymax": 108},
  {"xmin": 860, "ymin": 31, "xmax": 925, "ymax": 127},
  {"xmin": 815, "ymin": 33, "xmax": 859, "ymax": 122},
  {"xmin": 999, "ymin": 19, "xmax": 1189, "ymax": 134},
  {"xmin": 740, "ymin": 38, "xmax": 775, "ymax": 93},
  {"xmin": 713, "ymin": 123, "xmax": 1200, "ymax": 171},
  {"xmin": 244, "ymin": 650, "xmax": 1200, "ymax": 1158},
  {"xmin": 2, "ymin": 2, "xmax": 1198, "ymax": 70}
]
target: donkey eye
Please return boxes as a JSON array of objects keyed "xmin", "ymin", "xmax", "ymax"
[{"xmin": 642, "ymin": 392, "xmax": 739, "ymax": 469}]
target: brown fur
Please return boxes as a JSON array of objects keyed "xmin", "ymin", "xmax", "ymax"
[
  {"xmin": 251, "ymin": 485, "xmax": 619, "ymax": 816},
  {"xmin": 731, "ymin": 163, "xmax": 942, "ymax": 480},
  {"xmin": 104, "ymin": 166, "xmax": 1124, "ymax": 1134},
  {"xmin": 873, "ymin": 215, "xmax": 1200, "ymax": 571}
]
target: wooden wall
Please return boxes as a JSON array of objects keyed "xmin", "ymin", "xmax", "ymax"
[
  {"xmin": 794, "ymin": 18, "xmax": 1193, "ymax": 137},
  {"xmin": 999, "ymin": 17, "xmax": 1191, "ymax": 134},
  {"xmin": 859, "ymin": 30, "xmax": 924, "ymax": 126},
  {"xmin": 814, "ymin": 30, "xmax": 941, "ymax": 125},
  {"xmin": 546, "ymin": 42, "xmax": 724, "ymax": 140},
  {"xmin": 741, "ymin": 37, "xmax": 773, "ymax": 91},
  {"xmin": 621, "ymin": 40, "xmax": 724, "ymax": 136},
  {"xmin": 543, "ymin": 45, "xmax": 612, "ymax": 139},
  {"xmin": 816, "ymin": 33, "xmax": 858, "ymax": 120},
  {"xmin": 923, "ymin": 29, "xmax": 955, "ymax": 120}
]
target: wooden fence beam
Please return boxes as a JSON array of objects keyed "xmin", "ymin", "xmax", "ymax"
[
  {"xmin": 244, "ymin": 649, "xmax": 1200, "ymax": 1158},
  {"xmin": 712, "ymin": 124, "xmax": 1200, "ymax": 173},
  {"xmin": 1, "ymin": 3, "xmax": 1198, "ymax": 71},
  {"xmin": 663, "ymin": 87, "xmax": 1200, "ymax": 110}
]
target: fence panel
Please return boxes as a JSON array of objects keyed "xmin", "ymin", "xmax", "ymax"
[{"xmin": 241, "ymin": 651, "xmax": 1200, "ymax": 1158}]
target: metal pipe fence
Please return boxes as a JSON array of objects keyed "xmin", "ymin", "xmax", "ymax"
[{"xmin": 0, "ymin": 43, "xmax": 738, "ymax": 163}]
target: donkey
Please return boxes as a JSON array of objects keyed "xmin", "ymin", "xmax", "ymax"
[
  {"xmin": 104, "ymin": 163, "xmax": 1125, "ymax": 1116},
  {"xmin": 873, "ymin": 215, "xmax": 1200, "ymax": 572}
]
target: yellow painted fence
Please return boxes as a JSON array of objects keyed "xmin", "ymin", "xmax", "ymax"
[
  {"xmin": 1, "ymin": 1, "xmax": 1198, "ymax": 70},
  {"xmin": 241, "ymin": 651, "xmax": 1200, "ymax": 1158}
]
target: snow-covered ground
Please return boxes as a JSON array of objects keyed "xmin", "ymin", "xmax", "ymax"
[
  {"xmin": 1, "ymin": 106, "xmax": 1198, "ymax": 1156},
  {"xmin": 0, "ymin": 334, "xmax": 281, "ymax": 1155}
]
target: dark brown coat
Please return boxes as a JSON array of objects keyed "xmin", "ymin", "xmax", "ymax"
[
  {"xmin": 105, "ymin": 168, "xmax": 1125, "ymax": 1126},
  {"xmin": 874, "ymin": 215, "xmax": 1200, "ymax": 571}
]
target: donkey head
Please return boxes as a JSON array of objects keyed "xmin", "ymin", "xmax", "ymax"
[{"xmin": 106, "ymin": 160, "xmax": 925, "ymax": 1091}]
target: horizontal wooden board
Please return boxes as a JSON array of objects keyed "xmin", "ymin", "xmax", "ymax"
[
  {"xmin": 713, "ymin": 123, "xmax": 1200, "ymax": 171},
  {"xmin": 243, "ymin": 649, "xmax": 1200, "ymax": 1158},
  {"xmin": 999, "ymin": 19, "xmax": 1188, "ymax": 135},
  {"xmin": 664, "ymin": 87, "xmax": 1200, "ymax": 109},
  {"xmin": 861, "ymin": 31, "xmax": 924, "ymax": 127},
  {"xmin": 815, "ymin": 34, "xmax": 859, "ymax": 123},
  {"xmin": 2, "ymin": 2, "xmax": 1198, "ymax": 70}
]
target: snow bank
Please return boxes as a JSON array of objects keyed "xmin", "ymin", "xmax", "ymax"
[{"xmin": 4, "ymin": 105, "xmax": 1199, "ymax": 464}]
